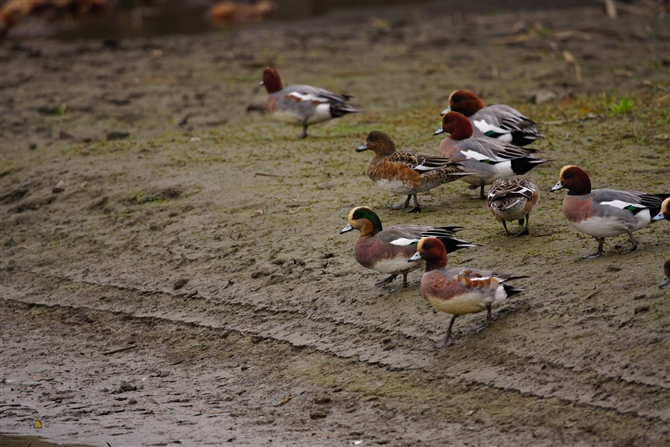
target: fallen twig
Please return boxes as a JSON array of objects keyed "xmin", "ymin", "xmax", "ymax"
[
  {"xmin": 255, "ymin": 172, "xmax": 283, "ymax": 178},
  {"xmin": 584, "ymin": 290, "xmax": 600, "ymax": 300},
  {"xmin": 563, "ymin": 50, "xmax": 582, "ymax": 83},
  {"xmin": 543, "ymin": 114, "xmax": 601, "ymax": 126},
  {"xmin": 102, "ymin": 345, "xmax": 137, "ymax": 356},
  {"xmin": 275, "ymin": 394, "xmax": 296, "ymax": 407}
]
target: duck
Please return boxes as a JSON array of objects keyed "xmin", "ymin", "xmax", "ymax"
[
  {"xmin": 261, "ymin": 67, "xmax": 361, "ymax": 139},
  {"xmin": 435, "ymin": 111, "xmax": 549, "ymax": 199},
  {"xmin": 408, "ymin": 237, "xmax": 525, "ymax": 348},
  {"xmin": 340, "ymin": 206, "xmax": 475, "ymax": 287},
  {"xmin": 487, "ymin": 175, "xmax": 540, "ymax": 236},
  {"xmin": 550, "ymin": 165, "xmax": 670, "ymax": 258},
  {"xmin": 440, "ymin": 90, "xmax": 543, "ymax": 146},
  {"xmin": 356, "ymin": 130, "xmax": 471, "ymax": 213},
  {"xmin": 661, "ymin": 260, "xmax": 670, "ymax": 288},
  {"xmin": 652, "ymin": 197, "xmax": 670, "ymax": 221}
]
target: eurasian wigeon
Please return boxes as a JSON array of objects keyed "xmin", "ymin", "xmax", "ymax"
[
  {"xmin": 487, "ymin": 175, "xmax": 540, "ymax": 236},
  {"xmin": 340, "ymin": 206, "xmax": 475, "ymax": 288},
  {"xmin": 435, "ymin": 111, "xmax": 549, "ymax": 199},
  {"xmin": 261, "ymin": 67, "xmax": 361, "ymax": 138},
  {"xmin": 356, "ymin": 131, "xmax": 471, "ymax": 213},
  {"xmin": 661, "ymin": 260, "xmax": 670, "ymax": 288},
  {"xmin": 550, "ymin": 165, "xmax": 670, "ymax": 258},
  {"xmin": 408, "ymin": 237, "xmax": 525, "ymax": 348},
  {"xmin": 441, "ymin": 90, "xmax": 543, "ymax": 146},
  {"xmin": 652, "ymin": 197, "xmax": 670, "ymax": 221}
]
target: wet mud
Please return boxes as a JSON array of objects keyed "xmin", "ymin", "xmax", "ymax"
[{"xmin": 1, "ymin": 2, "xmax": 669, "ymax": 446}]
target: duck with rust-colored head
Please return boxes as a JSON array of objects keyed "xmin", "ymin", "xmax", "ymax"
[
  {"xmin": 408, "ymin": 237, "xmax": 526, "ymax": 348},
  {"xmin": 661, "ymin": 260, "xmax": 670, "ymax": 288},
  {"xmin": 652, "ymin": 197, "xmax": 670, "ymax": 222},
  {"xmin": 340, "ymin": 206, "xmax": 475, "ymax": 288},
  {"xmin": 435, "ymin": 111, "xmax": 549, "ymax": 199},
  {"xmin": 357, "ymin": 131, "xmax": 471, "ymax": 213},
  {"xmin": 441, "ymin": 90, "xmax": 543, "ymax": 146},
  {"xmin": 550, "ymin": 165, "xmax": 670, "ymax": 259},
  {"xmin": 261, "ymin": 67, "xmax": 361, "ymax": 139},
  {"xmin": 487, "ymin": 175, "xmax": 540, "ymax": 237}
]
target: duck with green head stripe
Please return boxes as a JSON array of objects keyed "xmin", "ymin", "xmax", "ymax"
[{"xmin": 340, "ymin": 206, "xmax": 475, "ymax": 288}]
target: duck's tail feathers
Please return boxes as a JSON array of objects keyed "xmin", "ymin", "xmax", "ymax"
[
  {"xmin": 502, "ymin": 283, "xmax": 526, "ymax": 298},
  {"xmin": 510, "ymin": 157, "xmax": 550, "ymax": 175},
  {"xmin": 330, "ymin": 102, "xmax": 362, "ymax": 117}
]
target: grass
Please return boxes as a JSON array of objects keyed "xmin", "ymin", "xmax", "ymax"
[{"xmin": 608, "ymin": 97, "xmax": 634, "ymax": 115}]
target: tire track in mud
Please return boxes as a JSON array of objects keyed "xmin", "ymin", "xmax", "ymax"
[
  {"xmin": 7, "ymin": 296, "xmax": 663, "ymax": 447},
  {"xmin": 3, "ymin": 270, "xmax": 668, "ymax": 423}
]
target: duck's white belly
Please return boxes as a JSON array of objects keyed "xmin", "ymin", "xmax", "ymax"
[
  {"xmin": 373, "ymin": 256, "xmax": 422, "ymax": 274},
  {"xmin": 570, "ymin": 216, "xmax": 626, "ymax": 238},
  {"xmin": 305, "ymin": 104, "xmax": 332, "ymax": 124},
  {"xmin": 375, "ymin": 178, "xmax": 413, "ymax": 195},
  {"xmin": 425, "ymin": 292, "xmax": 490, "ymax": 315},
  {"xmin": 492, "ymin": 201, "xmax": 526, "ymax": 221}
]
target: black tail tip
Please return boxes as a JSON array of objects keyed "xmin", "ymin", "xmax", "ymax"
[{"xmin": 503, "ymin": 283, "xmax": 525, "ymax": 298}]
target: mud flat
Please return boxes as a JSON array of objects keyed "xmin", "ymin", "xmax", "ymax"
[{"xmin": 1, "ymin": 2, "xmax": 669, "ymax": 446}]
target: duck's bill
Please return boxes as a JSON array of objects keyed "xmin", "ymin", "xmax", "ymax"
[
  {"xmin": 652, "ymin": 211, "xmax": 665, "ymax": 221},
  {"xmin": 440, "ymin": 106, "xmax": 451, "ymax": 116},
  {"xmin": 550, "ymin": 181, "xmax": 564, "ymax": 192},
  {"xmin": 355, "ymin": 143, "xmax": 368, "ymax": 152},
  {"xmin": 408, "ymin": 252, "xmax": 422, "ymax": 262},
  {"xmin": 340, "ymin": 223, "xmax": 353, "ymax": 234},
  {"xmin": 434, "ymin": 128, "xmax": 444, "ymax": 136},
  {"xmin": 661, "ymin": 275, "xmax": 670, "ymax": 288}
]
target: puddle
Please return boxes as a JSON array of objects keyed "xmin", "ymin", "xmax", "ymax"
[
  {"xmin": 0, "ymin": 433, "xmax": 96, "ymax": 447},
  {"xmin": 3, "ymin": 0, "xmax": 425, "ymax": 41}
]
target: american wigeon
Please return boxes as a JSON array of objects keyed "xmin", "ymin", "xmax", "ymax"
[
  {"xmin": 652, "ymin": 197, "xmax": 670, "ymax": 221},
  {"xmin": 487, "ymin": 175, "xmax": 540, "ymax": 236},
  {"xmin": 440, "ymin": 90, "xmax": 543, "ymax": 146},
  {"xmin": 340, "ymin": 206, "xmax": 475, "ymax": 287},
  {"xmin": 550, "ymin": 165, "xmax": 670, "ymax": 258},
  {"xmin": 435, "ymin": 111, "xmax": 549, "ymax": 199},
  {"xmin": 661, "ymin": 259, "xmax": 670, "ymax": 288},
  {"xmin": 357, "ymin": 131, "xmax": 471, "ymax": 213},
  {"xmin": 261, "ymin": 67, "xmax": 361, "ymax": 138},
  {"xmin": 408, "ymin": 237, "xmax": 525, "ymax": 348}
]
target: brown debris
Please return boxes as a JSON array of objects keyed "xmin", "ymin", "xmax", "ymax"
[
  {"xmin": 207, "ymin": 1, "xmax": 276, "ymax": 26},
  {"xmin": 0, "ymin": 0, "xmax": 108, "ymax": 34}
]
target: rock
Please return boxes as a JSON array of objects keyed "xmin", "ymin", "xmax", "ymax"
[
  {"xmin": 107, "ymin": 131, "xmax": 130, "ymax": 141},
  {"xmin": 173, "ymin": 278, "xmax": 189, "ymax": 290},
  {"xmin": 634, "ymin": 306, "xmax": 649, "ymax": 314},
  {"xmin": 309, "ymin": 409, "xmax": 328, "ymax": 419},
  {"xmin": 314, "ymin": 395, "xmax": 331, "ymax": 404},
  {"xmin": 529, "ymin": 89, "xmax": 558, "ymax": 104},
  {"xmin": 52, "ymin": 179, "xmax": 66, "ymax": 193},
  {"xmin": 118, "ymin": 381, "xmax": 136, "ymax": 392}
]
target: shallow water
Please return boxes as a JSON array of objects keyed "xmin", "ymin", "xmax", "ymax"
[
  {"xmin": 0, "ymin": 433, "xmax": 95, "ymax": 447},
  {"xmin": 10, "ymin": 0, "xmax": 423, "ymax": 40}
]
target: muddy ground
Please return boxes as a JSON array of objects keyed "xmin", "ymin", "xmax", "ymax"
[{"xmin": 1, "ymin": 2, "xmax": 670, "ymax": 446}]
